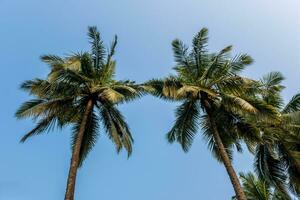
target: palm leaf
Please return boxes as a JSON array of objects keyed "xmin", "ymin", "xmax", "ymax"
[
  {"xmin": 167, "ymin": 99, "xmax": 200, "ymax": 152},
  {"xmin": 88, "ymin": 26, "xmax": 106, "ymax": 69},
  {"xmin": 282, "ymin": 93, "xmax": 300, "ymax": 114}
]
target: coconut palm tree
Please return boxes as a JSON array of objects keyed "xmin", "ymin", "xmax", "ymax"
[
  {"xmin": 232, "ymin": 172, "xmax": 290, "ymax": 200},
  {"xmin": 144, "ymin": 28, "xmax": 277, "ymax": 200},
  {"xmin": 15, "ymin": 26, "xmax": 142, "ymax": 200},
  {"xmin": 251, "ymin": 72, "xmax": 300, "ymax": 198}
]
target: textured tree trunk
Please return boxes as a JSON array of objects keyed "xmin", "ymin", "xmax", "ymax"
[
  {"xmin": 203, "ymin": 100, "xmax": 247, "ymax": 200},
  {"xmin": 64, "ymin": 99, "xmax": 93, "ymax": 200}
]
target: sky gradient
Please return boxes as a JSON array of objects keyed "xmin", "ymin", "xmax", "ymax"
[{"xmin": 1, "ymin": 0, "xmax": 300, "ymax": 199}]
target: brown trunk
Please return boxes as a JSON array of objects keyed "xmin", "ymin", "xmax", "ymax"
[
  {"xmin": 203, "ymin": 100, "xmax": 247, "ymax": 200},
  {"xmin": 64, "ymin": 99, "xmax": 94, "ymax": 200}
]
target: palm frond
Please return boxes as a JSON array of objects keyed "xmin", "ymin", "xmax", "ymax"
[
  {"xmin": 172, "ymin": 39, "xmax": 190, "ymax": 66},
  {"xmin": 15, "ymin": 99, "xmax": 46, "ymax": 119},
  {"xmin": 167, "ymin": 99, "xmax": 200, "ymax": 152},
  {"xmin": 229, "ymin": 54, "xmax": 253, "ymax": 74},
  {"xmin": 99, "ymin": 102, "xmax": 133, "ymax": 156},
  {"xmin": 107, "ymin": 35, "xmax": 117, "ymax": 64},
  {"xmin": 40, "ymin": 54, "xmax": 64, "ymax": 69},
  {"xmin": 143, "ymin": 77, "xmax": 183, "ymax": 101},
  {"xmin": 72, "ymin": 110, "xmax": 99, "ymax": 167},
  {"xmin": 254, "ymin": 145, "xmax": 287, "ymax": 190},
  {"xmin": 261, "ymin": 72, "xmax": 285, "ymax": 89},
  {"xmin": 20, "ymin": 115, "xmax": 59, "ymax": 142},
  {"xmin": 282, "ymin": 93, "xmax": 300, "ymax": 114},
  {"xmin": 222, "ymin": 94, "xmax": 258, "ymax": 113},
  {"xmin": 88, "ymin": 26, "xmax": 106, "ymax": 69},
  {"xmin": 240, "ymin": 172, "xmax": 271, "ymax": 200}
]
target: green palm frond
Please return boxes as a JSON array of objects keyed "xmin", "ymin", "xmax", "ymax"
[
  {"xmin": 167, "ymin": 99, "xmax": 200, "ymax": 152},
  {"xmin": 254, "ymin": 145, "xmax": 287, "ymax": 190},
  {"xmin": 222, "ymin": 94, "xmax": 258, "ymax": 113},
  {"xmin": 99, "ymin": 102, "xmax": 133, "ymax": 156},
  {"xmin": 240, "ymin": 172, "xmax": 271, "ymax": 200},
  {"xmin": 237, "ymin": 172, "xmax": 291, "ymax": 200},
  {"xmin": 72, "ymin": 110, "xmax": 99, "ymax": 167},
  {"xmin": 278, "ymin": 143, "xmax": 300, "ymax": 197},
  {"xmin": 282, "ymin": 93, "xmax": 300, "ymax": 114},
  {"xmin": 15, "ymin": 99, "xmax": 46, "ymax": 119},
  {"xmin": 172, "ymin": 39, "xmax": 190, "ymax": 67},
  {"xmin": 192, "ymin": 27, "xmax": 208, "ymax": 56},
  {"xmin": 261, "ymin": 72, "xmax": 285, "ymax": 89},
  {"xmin": 107, "ymin": 35, "xmax": 117, "ymax": 64},
  {"xmin": 98, "ymin": 60, "xmax": 116, "ymax": 82},
  {"xmin": 201, "ymin": 114, "xmax": 236, "ymax": 161},
  {"xmin": 143, "ymin": 78, "xmax": 183, "ymax": 101},
  {"xmin": 20, "ymin": 115, "xmax": 60, "ymax": 142},
  {"xmin": 88, "ymin": 26, "xmax": 106, "ymax": 69},
  {"xmin": 111, "ymin": 83, "xmax": 144, "ymax": 103},
  {"xmin": 229, "ymin": 54, "xmax": 253, "ymax": 74},
  {"xmin": 40, "ymin": 54, "xmax": 64, "ymax": 69}
]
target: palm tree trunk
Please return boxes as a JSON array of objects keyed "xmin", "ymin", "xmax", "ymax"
[
  {"xmin": 203, "ymin": 100, "xmax": 247, "ymax": 200},
  {"xmin": 64, "ymin": 99, "xmax": 94, "ymax": 200}
]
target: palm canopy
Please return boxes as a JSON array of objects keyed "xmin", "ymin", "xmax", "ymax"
[
  {"xmin": 143, "ymin": 28, "xmax": 279, "ymax": 200},
  {"xmin": 144, "ymin": 28, "xmax": 276, "ymax": 154},
  {"xmin": 251, "ymin": 72, "xmax": 300, "ymax": 198},
  {"xmin": 16, "ymin": 26, "xmax": 143, "ymax": 166}
]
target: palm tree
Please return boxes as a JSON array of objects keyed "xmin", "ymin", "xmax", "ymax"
[
  {"xmin": 232, "ymin": 172, "xmax": 290, "ymax": 200},
  {"xmin": 251, "ymin": 72, "xmax": 300, "ymax": 198},
  {"xmin": 16, "ymin": 27, "xmax": 142, "ymax": 200},
  {"xmin": 144, "ymin": 28, "xmax": 276, "ymax": 200}
]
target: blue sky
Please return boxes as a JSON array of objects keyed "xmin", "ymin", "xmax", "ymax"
[{"xmin": 1, "ymin": 0, "xmax": 300, "ymax": 199}]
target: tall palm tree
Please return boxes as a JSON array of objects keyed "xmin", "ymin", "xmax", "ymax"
[
  {"xmin": 16, "ymin": 27, "xmax": 142, "ymax": 200},
  {"xmin": 144, "ymin": 28, "xmax": 276, "ymax": 200},
  {"xmin": 251, "ymin": 72, "xmax": 300, "ymax": 198},
  {"xmin": 232, "ymin": 172, "xmax": 290, "ymax": 200}
]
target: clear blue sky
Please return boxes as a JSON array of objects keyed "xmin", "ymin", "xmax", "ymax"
[{"xmin": 1, "ymin": 0, "xmax": 300, "ymax": 199}]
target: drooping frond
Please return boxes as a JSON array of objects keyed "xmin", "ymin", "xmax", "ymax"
[
  {"xmin": 277, "ymin": 143, "xmax": 300, "ymax": 197},
  {"xmin": 167, "ymin": 99, "xmax": 200, "ymax": 152},
  {"xmin": 72, "ymin": 110, "xmax": 99, "ymax": 167},
  {"xmin": 20, "ymin": 115, "xmax": 59, "ymax": 142},
  {"xmin": 201, "ymin": 113, "xmax": 236, "ymax": 162},
  {"xmin": 99, "ymin": 102, "xmax": 133, "ymax": 156},
  {"xmin": 254, "ymin": 145, "xmax": 287, "ymax": 190}
]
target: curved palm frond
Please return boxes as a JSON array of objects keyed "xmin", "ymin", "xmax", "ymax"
[
  {"xmin": 282, "ymin": 93, "xmax": 300, "ymax": 114},
  {"xmin": 167, "ymin": 99, "xmax": 200, "ymax": 152},
  {"xmin": 72, "ymin": 110, "xmax": 99, "ymax": 167},
  {"xmin": 99, "ymin": 102, "xmax": 133, "ymax": 156}
]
